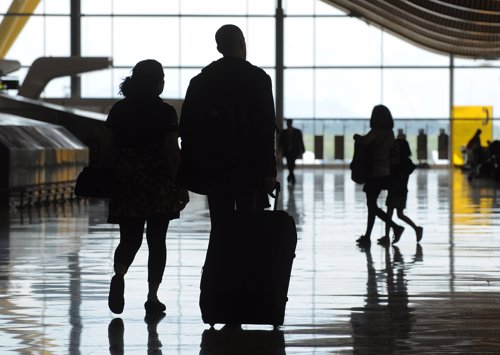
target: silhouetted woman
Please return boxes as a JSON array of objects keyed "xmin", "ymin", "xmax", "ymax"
[
  {"xmin": 354, "ymin": 105, "xmax": 404, "ymax": 246},
  {"xmin": 105, "ymin": 59, "xmax": 189, "ymax": 315}
]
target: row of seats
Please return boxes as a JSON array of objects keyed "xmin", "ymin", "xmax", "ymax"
[{"xmin": 303, "ymin": 130, "xmax": 449, "ymax": 161}]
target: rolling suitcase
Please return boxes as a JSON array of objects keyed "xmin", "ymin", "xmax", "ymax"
[{"xmin": 199, "ymin": 183, "xmax": 297, "ymax": 327}]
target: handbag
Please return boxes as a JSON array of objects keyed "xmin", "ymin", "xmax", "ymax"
[
  {"xmin": 350, "ymin": 140, "xmax": 372, "ymax": 184},
  {"xmin": 74, "ymin": 166, "xmax": 113, "ymax": 198}
]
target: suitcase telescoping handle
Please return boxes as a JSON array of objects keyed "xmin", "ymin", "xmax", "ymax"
[{"xmin": 269, "ymin": 181, "xmax": 281, "ymax": 211}]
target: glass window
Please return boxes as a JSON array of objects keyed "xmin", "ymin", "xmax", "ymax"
[
  {"xmin": 4, "ymin": 15, "xmax": 70, "ymax": 61},
  {"xmin": 81, "ymin": 69, "xmax": 114, "ymax": 98},
  {"xmin": 4, "ymin": 0, "xmax": 479, "ymax": 126},
  {"xmin": 180, "ymin": 0, "xmax": 248, "ymax": 15},
  {"xmin": 179, "ymin": 17, "xmax": 273, "ymax": 67},
  {"xmin": 113, "ymin": 17, "xmax": 172, "ymax": 66},
  {"xmin": 248, "ymin": 1, "xmax": 275, "ymax": 15},
  {"xmin": 42, "ymin": 76, "xmax": 70, "ymax": 98},
  {"xmin": 454, "ymin": 57, "xmax": 500, "ymax": 67},
  {"xmin": 7, "ymin": 17, "xmax": 45, "ymax": 66},
  {"xmin": 247, "ymin": 18, "xmax": 275, "ymax": 67},
  {"xmin": 315, "ymin": 1, "xmax": 345, "ymax": 15},
  {"xmin": 162, "ymin": 68, "xmax": 182, "ymax": 99},
  {"xmin": 163, "ymin": 18, "xmax": 182, "ymax": 67},
  {"xmin": 285, "ymin": 18, "xmax": 314, "ymax": 67},
  {"xmin": 45, "ymin": 17, "xmax": 70, "ymax": 56},
  {"xmin": 40, "ymin": 0, "xmax": 70, "ymax": 14},
  {"xmin": 382, "ymin": 31, "xmax": 449, "ymax": 66},
  {"xmin": 315, "ymin": 18, "xmax": 382, "ymax": 66},
  {"xmin": 314, "ymin": 69, "xmax": 382, "ymax": 118},
  {"xmin": 455, "ymin": 68, "xmax": 500, "ymax": 119},
  {"xmin": 82, "ymin": 1, "xmax": 112, "ymax": 14},
  {"xmin": 180, "ymin": 17, "xmax": 247, "ymax": 66},
  {"xmin": 284, "ymin": 0, "xmax": 315, "ymax": 15},
  {"xmin": 113, "ymin": 0, "xmax": 179, "ymax": 14},
  {"xmin": 284, "ymin": 69, "xmax": 314, "ymax": 118},
  {"xmin": 82, "ymin": 17, "xmax": 112, "ymax": 58},
  {"xmin": 382, "ymin": 69, "xmax": 449, "ymax": 118}
]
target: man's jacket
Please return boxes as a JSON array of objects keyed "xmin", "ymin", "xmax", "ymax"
[{"xmin": 178, "ymin": 56, "xmax": 277, "ymax": 195}]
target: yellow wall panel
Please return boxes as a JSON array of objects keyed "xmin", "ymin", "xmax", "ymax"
[{"xmin": 451, "ymin": 106, "xmax": 492, "ymax": 166}]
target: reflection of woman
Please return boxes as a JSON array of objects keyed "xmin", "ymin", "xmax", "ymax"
[
  {"xmin": 106, "ymin": 59, "xmax": 189, "ymax": 315},
  {"xmin": 354, "ymin": 105, "xmax": 404, "ymax": 246},
  {"xmin": 351, "ymin": 245, "xmax": 419, "ymax": 353}
]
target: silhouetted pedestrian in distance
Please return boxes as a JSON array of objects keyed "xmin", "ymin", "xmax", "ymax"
[
  {"xmin": 354, "ymin": 105, "xmax": 404, "ymax": 246},
  {"xmin": 463, "ymin": 129, "xmax": 490, "ymax": 181},
  {"xmin": 278, "ymin": 119, "xmax": 305, "ymax": 185},
  {"xmin": 464, "ymin": 128, "xmax": 482, "ymax": 169},
  {"xmin": 383, "ymin": 137, "xmax": 423, "ymax": 244},
  {"xmin": 105, "ymin": 59, "xmax": 189, "ymax": 315}
]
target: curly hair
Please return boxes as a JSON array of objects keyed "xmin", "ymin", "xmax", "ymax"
[{"xmin": 119, "ymin": 59, "xmax": 164, "ymax": 98}]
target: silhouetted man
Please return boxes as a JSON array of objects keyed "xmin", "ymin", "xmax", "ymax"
[
  {"xmin": 178, "ymin": 24, "xmax": 277, "ymax": 266},
  {"xmin": 278, "ymin": 119, "xmax": 305, "ymax": 185}
]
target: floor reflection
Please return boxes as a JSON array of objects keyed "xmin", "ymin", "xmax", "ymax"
[
  {"xmin": 68, "ymin": 252, "xmax": 82, "ymax": 355},
  {"xmin": 108, "ymin": 314, "xmax": 166, "ymax": 355},
  {"xmin": 351, "ymin": 244, "xmax": 422, "ymax": 354},
  {"xmin": 0, "ymin": 169, "xmax": 500, "ymax": 354},
  {"xmin": 199, "ymin": 327, "xmax": 286, "ymax": 355},
  {"xmin": 145, "ymin": 313, "xmax": 166, "ymax": 353},
  {"xmin": 108, "ymin": 318, "xmax": 124, "ymax": 355}
]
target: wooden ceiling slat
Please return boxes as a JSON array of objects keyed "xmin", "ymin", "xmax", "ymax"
[{"xmin": 323, "ymin": 0, "xmax": 500, "ymax": 58}]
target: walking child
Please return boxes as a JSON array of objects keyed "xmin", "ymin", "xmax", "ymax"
[{"xmin": 382, "ymin": 138, "xmax": 423, "ymax": 244}]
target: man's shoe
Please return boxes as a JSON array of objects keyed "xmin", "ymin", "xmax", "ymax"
[
  {"xmin": 392, "ymin": 226, "xmax": 405, "ymax": 244},
  {"xmin": 108, "ymin": 275, "xmax": 125, "ymax": 314},
  {"xmin": 145, "ymin": 299, "xmax": 166, "ymax": 314}
]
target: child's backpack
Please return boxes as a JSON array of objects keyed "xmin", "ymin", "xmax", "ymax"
[{"xmin": 392, "ymin": 138, "xmax": 415, "ymax": 176}]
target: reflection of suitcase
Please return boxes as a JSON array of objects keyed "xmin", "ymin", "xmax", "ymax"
[
  {"xmin": 200, "ymin": 184, "xmax": 297, "ymax": 327},
  {"xmin": 199, "ymin": 328, "xmax": 286, "ymax": 355}
]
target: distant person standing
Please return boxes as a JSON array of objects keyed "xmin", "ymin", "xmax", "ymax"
[
  {"xmin": 382, "ymin": 137, "xmax": 423, "ymax": 244},
  {"xmin": 278, "ymin": 119, "xmax": 305, "ymax": 185}
]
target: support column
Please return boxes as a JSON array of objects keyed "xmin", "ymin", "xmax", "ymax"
[
  {"xmin": 449, "ymin": 54, "xmax": 455, "ymax": 293},
  {"xmin": 71, "ymin": 0, "xmax": 81, "ymax": 98},
  {"xmin": 449, "ymin": 54, "xmax": 454, "ymax": 163},
  {"xmin": 275, "ymin": 0, "xmax": 284, "ymax": 130}
]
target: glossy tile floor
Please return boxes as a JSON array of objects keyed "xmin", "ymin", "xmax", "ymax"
[{"xmin": 1, "ymin": 168, "xmax": 500, "ymax": 354}]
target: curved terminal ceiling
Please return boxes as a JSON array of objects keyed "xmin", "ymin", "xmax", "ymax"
[{"xmin": 323, "ymin": 0, "xmax": 500, "ymax": 59}]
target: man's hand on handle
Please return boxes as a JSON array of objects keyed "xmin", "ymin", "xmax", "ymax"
[{"xmin": 263, "ymin": 176, "xmax": 277, "ymax": 194}]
